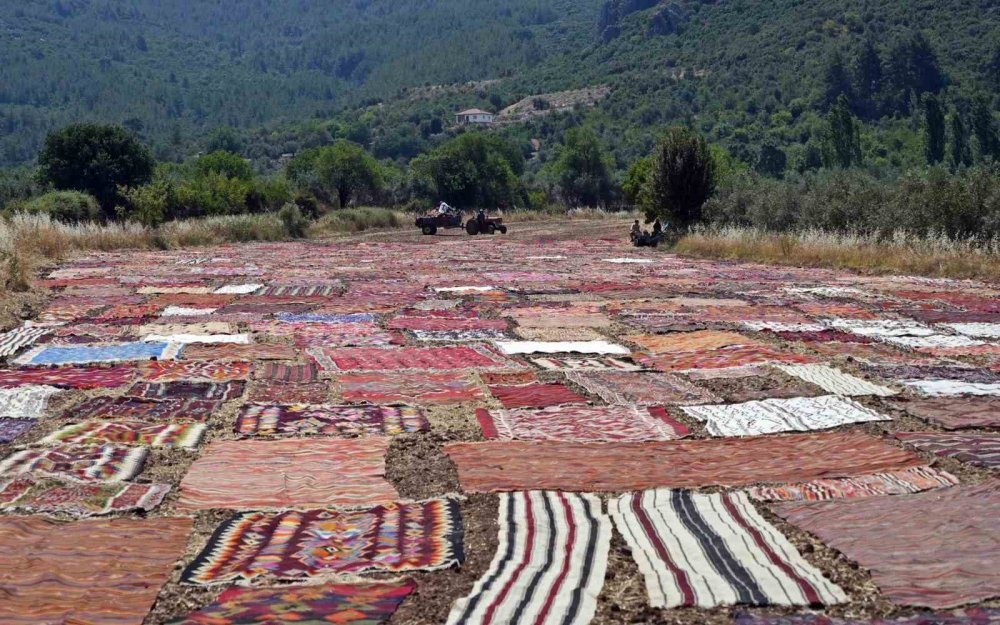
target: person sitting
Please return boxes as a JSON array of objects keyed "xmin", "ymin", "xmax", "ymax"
[
  {"xmin": 653, "ymin": 219, "xmax": 662, "ymax": 236},
  {"xmin": 437, "ymin": 201, "xmax": 454, "ymax": 215},
  {"xmin": 630, "ymin": 220, "xmax": 641, "ymax": 241}
]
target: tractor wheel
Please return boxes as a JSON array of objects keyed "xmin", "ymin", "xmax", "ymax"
[
  {"xmin": 486, "ymin": 223, "xmax": 496, "ymax": 235},
  {"xmin": 466, "ymin": 220, "xmax": 480, "ymax": 235},
  {"xmin": 422, "ymin": 226, "xmax": 437, "ymax": 235},
  {"xmin": 499, "ymin": 225, "xmax": 508, "ymax": 234}
]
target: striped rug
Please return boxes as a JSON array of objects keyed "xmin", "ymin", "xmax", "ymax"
[
  {"xmin": 446, "ymin": 491, "xmax": 610, "ymax": 625},
  {"xmin": 609, "ymin": 489, "xmax": 846, "ymax": 608},
  {"xmin": 0, "ymin": 325, "xmax": 50, "ymax": 358}
]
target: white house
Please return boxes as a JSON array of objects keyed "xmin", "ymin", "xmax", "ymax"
[{"xmin": 455, "ymin": 108, "xmax": 495, "ymax": 125}]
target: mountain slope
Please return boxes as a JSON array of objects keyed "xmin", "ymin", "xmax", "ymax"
[{"xmin": 0, "ymin": 0, "xmax": 601, "ymax": 165}]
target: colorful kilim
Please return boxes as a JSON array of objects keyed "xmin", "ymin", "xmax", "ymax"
[
  {"xmin": 892, "ymin": 397, "xmax": 1000, "ymax": 429},
  {"xmin": 445, "ymin": 431, "xmax": 922, "ymax": 493},
  {"xmin": 748, "ymin": 465, "xmax": 959, "ymax": 501},
  {"xmin": 0, "ymin": 516, "xmax": 191, "ymax": 625},
  {"xmin": 339, "ymin": 372, "xmax": 486, "ymax": 405},
  {"xmin": 167, "ymin": 581, "xmax": 416, "ymax": 625},
  {"xmin": 412, "ymin": 329, "xmax": 510, "ymax": 342},
  {"xmin": 0, "ymin": 475, "xmax": 170, "ymax": 516},
  {"xmin": 0, "ymin": 385, "xmax": 62, "ymax": 418},
  {"xmin": 69, "ymin": 396, "xmax": 220, "ymax": 422},
  {"xmin": 254, "ymin": 362, "xmax": 320, "ymax": 382},
  {"xmin": 140, "ymin": 360, "xmax": 251, "ymax": 382},
  {"xmin": 0, "ymin": 365, "xmax": 139, "ymax": 389},
  {"xmin": 567, "ymin": 371, "xmax": 720, "ymax": 406},
  {"xmin": 249, "ymin": 380, "xmax": 331, "ymax": 404},
  {"xmin": 15, "ymin": 341, "xmax": 181, "ymax": 366},
  {"xmin": 181, "ymin": 342, "xmax": 298, "ymax": 361},
  {"xmin": 893, "ymin": 432, "xmax": 1000, "ymax": 469},
  {"xmin": 638, "ymin": 345, "xmax": 815, "ymax": 372},
  {"xmin": 0, "ymin": 325, "xmax": 50, "ymax": 358},
  {"xmin": 277, "ymin": 312, "xmax": 378, "ymax": 323},
  {"xmin": 479, "ymin": 370, "xmax": 538, "ymax": 385},
  {"xmin": 0, "ymin": 444, "xmax": 148, "ymax": 482},
  {"xmin": 446, "ymin": 491, "xmax": 611, "ymax": 625},
  {"xmin": 0, "ymin": 417, "xmax": 35, "ymax": 443},
  {"xmin": 258, "ymin": 284, "xmax": 341, "ymax": 297},
  {"xmin": 309, "ymin": 345, "xmax": 517, "ymax": 371},
  {"xmin": 628, "ymin": 331, "xmax": 758, "ymax": 354},
  {"xmin": 610, "ymin": 490, "xmax": 846, "ymax": 608},
  {"xmin": 477, "ymin": 405, "xmax": 689, "ymax": 442},
  {"xmin": 389, "ymin": 317, "xmax": 509, "ymax": 331},
  {"xmin": 530, "ymin": 356, "xmax": 643, "ymax": 371},
  {"xmin": 681, "ymin": 395, "xmax": 889, "ymax": 437},
  {"xmin": 236, "ymin": 404, "xmax": 428, "ymax": 437},
  {"xmin": 42, "ymin": 420, "xmax": 206, "ymax": 448},
  {"xmin": 733, "ymin": 609, "xmax": 1000, "ymax": 625},
  {"xmin": 775, "ymin": 481, "xmax": 1000, "ymax": 609},
  {"xmin": 488, "ymin": 383, "xmax": 589, "ymax": 408},
  {"xmin": 181, "ymin": 499, "xmax": 463, "ymax": 584},
  {"xmin": 128, "ymin": 380, "xmax": 246, "ymax": 401},
  {"xmin": 178, "ymin": 437, "xmax": 399, "ymax": 510}
]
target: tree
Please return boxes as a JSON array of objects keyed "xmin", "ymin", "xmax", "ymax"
[
  {"xmin": 823, "ymin": 50, "xmax": 854, "ymax": 111},
  {"xmin": 971, "ymin": 97, "xmax": 1000, "ymax": 161},
  {"xmin": 823, "ymin": 94, "xmax": 863, "ymax": 168},
  {"xmin": 949, "ymin": 109, "xmax": 972, "ymax": 170},
  {"xmin": 622, "ymin": 156, "xmax": 653, "ymax": 210},
  {"xmin": 646, "ymin": 127, "xmax": 715, "ymax": 229},
  {"xmin": 988, "ymin": 42, "xmax": 1000, "ymax": 91},
  {"xmin": 549, "ymin": 127, "xmax": 614, "ymax": 207},
  {"xmin": 287, "ymin": 141, "xmax": 383, "ymax": 208},
  {"xmin": 205, "ymin": 126, "xmax": 244, "ymax": 154},
  {"xmin": 852, "ymin": 40, "xmax": 883, "ymax": 120},
  {"xmin": 923, "ymin": 94, "xmax": 946, "ymax": 165},
  {"xmin": 754, "ymin": 141, "xmax": 787, "ymax": 178},
  {"xmin": 410, "ymin": 133, "xmax": 525, "ymax": 208},
  {"xmin": 884, "ymin": 32, "xmax": 945, "ymax": 115},
  {"xmin": 37, "ymin": 123, "xmax": 154, "ymax": 216},
  {"xmin": 195, "ymin": 151, "xmax": 254, "ymax": 181}
]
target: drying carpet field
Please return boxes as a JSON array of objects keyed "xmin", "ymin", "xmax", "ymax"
[{"xmin": 0, "ymin": 220, "xmax": 997, "ymax": 625}]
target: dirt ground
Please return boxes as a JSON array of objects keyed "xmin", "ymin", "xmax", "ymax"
[{"xmin": 3, "ymin": 219, "xmax": 997, "ymax": 625}]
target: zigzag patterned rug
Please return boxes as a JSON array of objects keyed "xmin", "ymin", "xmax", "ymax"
[{"xmin": 182, "ymin": 500, "xmax": 463, "ymax": 584}]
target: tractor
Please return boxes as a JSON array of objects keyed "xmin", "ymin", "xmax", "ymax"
[{"xmin": 415, "ymin": 204, "xmax": 508, "ymax": 236}]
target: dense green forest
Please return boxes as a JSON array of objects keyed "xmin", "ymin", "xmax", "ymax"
[
  {"xmin": 2, "ymin": 0, "xmax": 998, "ymax": 171},
  {"xmin": 0, "ymin": 0, "xmax": 600, "ymax": 165}
]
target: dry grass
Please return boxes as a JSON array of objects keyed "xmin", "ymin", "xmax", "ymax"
[
  {"xmin": 309, "ymin": 207, "xmax": 406, "ymax": 235},
  {"xmin": 503, "ymin": 208, "xmax": 637, "ymax": 223},
  {"xmin": 674, "ymin": 225, "xmax": 1000, "ymax": 282}
]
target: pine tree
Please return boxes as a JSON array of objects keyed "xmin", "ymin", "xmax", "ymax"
[
  {"xmin": 971, "ymin": 97, "xmax": 1000, "ymax": 161},
  {"xmin": 923, "ymin": 94, "xmax": 946, "ymax": 164},
  {"xmin": 884, "ymin": 32, "xmax": 946, "ymax": 115},
  {"xmin": 823, "ymin": 50, "xmax": 854, "ymax": 111},
  {"xmin": 852, "ymin": 40, "xmax": 883, "ymax": 120},
  {"xmin": 822, "ymin": 94, "xmax": 863, "ymax": 168},
  {"xmin": 949, "ymin": 109, "xmax": 972, "ymax": 169},
  {"xmin": 648, "ymin": 127, "xmax": 716, "ymax": 229}
]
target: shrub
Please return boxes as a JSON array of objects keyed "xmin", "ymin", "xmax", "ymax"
[
  {"xmin": 278, "ymin": 203, "xmax": 310, "ymax": 238},
  {"xmin": 17, "ymin": 191, "xmax": 101, "ymax": 223}
]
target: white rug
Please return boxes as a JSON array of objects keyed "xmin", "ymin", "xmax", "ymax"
[
  {"xmin": 681, "ymin": 395, "xmax": 889, "ymax": 437},
  {"xmin": 494, "ymin": 340, "xmax": 631, "ymax": 355},
  {"xmin": 775, "ymin": 364, "xmax": 896, "ymax": 396}
]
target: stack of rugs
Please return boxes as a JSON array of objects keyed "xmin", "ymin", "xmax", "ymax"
[{"xmin": 0, "ymin": 236, "xmax": 996, "ymax": 625}]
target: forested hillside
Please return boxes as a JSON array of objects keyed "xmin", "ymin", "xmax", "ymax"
[
  {"xmin": 1, "ymin": 0, "xmax": 998, "ymax": 175},
  {"xmin": 0, "ymin": 0, "xmax": 600, "ymax": 165}
]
